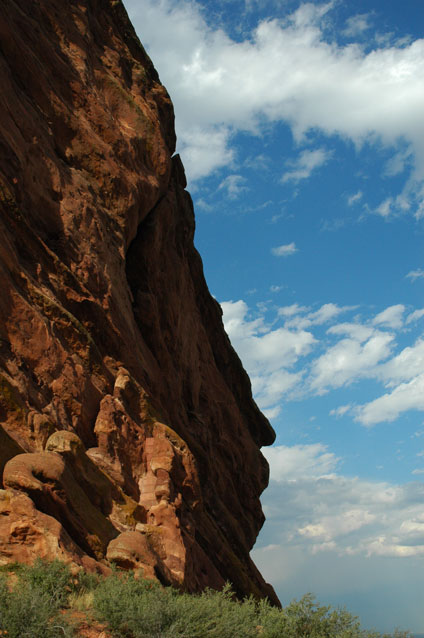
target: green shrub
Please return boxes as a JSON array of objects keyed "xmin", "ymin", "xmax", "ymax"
[
  {"xmin": 257, "ymin": 593, "xmax": 366, "ymax": 638},
  {"xmin": 161, "ymin": 584, "xmax": 258, "ymax": 638},
  {"xmin": 0, "ymin": 571, "xmax": 73, "ymax": 638},
  {"xmin": 19, "ymin": 558, "xmax": 74, "ymax": 609},
  {"xmin": 94, "ymin": 577, "xmax": 393, "ymax": 638},
  {"xmin": 93, "ymin": 572, "xmax": 178, "ymax": 637},
  {"xmin": 0, "ymin": 560, "xmax": 412, "ymax": 638},
  {"xmin": 256, "ymin": 593, "xmax": 410, "ymax": 638},
  {"xmin": 74, "ymin": 567, "xmax": 100, "ymax": 594}
]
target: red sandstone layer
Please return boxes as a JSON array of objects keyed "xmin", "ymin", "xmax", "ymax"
[{"xmin": 0, "ymin": 0, "xmax": 277, "ymax": 604}]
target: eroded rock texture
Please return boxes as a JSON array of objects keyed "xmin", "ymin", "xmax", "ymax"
[{"xmin": 0, "ymin": 0, "xmax": 278, "ymax": 603}]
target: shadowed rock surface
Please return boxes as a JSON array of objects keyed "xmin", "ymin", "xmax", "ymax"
[{"xmin": 0, "ymin": 0, "xmax": 278, "ymax": 603}]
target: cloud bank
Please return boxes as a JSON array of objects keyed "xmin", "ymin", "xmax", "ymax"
[
  {"xmin": 126, "ymin": 0, "xmax": 424, "ymax": 212},
  {"xmin": 222, "ymin": 299, "xmax": 424, "ymax": 426},
  {"xmin": 253, "ymin": 441, "xmax": 424, "ymax": 630}
]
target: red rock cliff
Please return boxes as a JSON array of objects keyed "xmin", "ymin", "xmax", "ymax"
[{"xmin": 0, "ymin": 0, "xmax": 278, "ymax": 604}]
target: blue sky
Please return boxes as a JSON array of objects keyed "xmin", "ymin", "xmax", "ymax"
[{"xmin": 123, "ymin": 0, "xmax": 424, "ymax": 631}]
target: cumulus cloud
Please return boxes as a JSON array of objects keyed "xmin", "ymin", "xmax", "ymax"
[
  {"xmin": 222, "ymin": 299, "xmax": 316, "ymax": 373},
  {"xmin": 125, "ymin": 0, "xmax": 424, "ymax": 211},
  {"xmin": 251, "ymin": 368, "xmax": 303, "ymax": 408},
  {"xmin": 306, "ymin": 314, "xmax": 424, "ymax": 422},
  {"xmin": 262, "ymin": 405, "xmax": 282, "ymax": 420},
  {"xmin": 263, "ymin": 443, "xmax": 339, "ymax": 481},
  {"xmin": 219, "ymin": 295, "xmax": 424, "ymax": 627},
  {"xmin": 179, "ymin": 125, "xmax": 234, "ymax": 180},
  {"xmin": 256, "ymin": 442, "xmax": 424, "ymax": 581},
  {"xmin": 327, "ymin": 321, "xmax": 374, "ymax": 341},
  {"xmin": 376, "ymin": 338, "xmax": 424, "ymax": 386},
  {"xmin": 221, "ymin": 297, "xmax": 424, "ymax": 425},
  {"xmin": 355, "ymin": 374, "xmax": 424, "ymax": 426},
  {"xmin": 309, "ymin": 330, "xmax": 394, "ymax": 393},
  {"xmin": 278, "ymin": 303, "xmax": 309, "ymax": 317},
  {"xmin": 257, "ymin": 443, "xmax": 424, "ymax": 565},
  {"xmin": 284, "ymin": 303, "xmax": 353, "ymax": 330},
  {"xmin": 349, "ymin": 337, "xmax": 424, "ymax": 424},
  {"xmin": 221, "ymin": 299, "xmax": 315, "ymax": 412},
  {"xmin": 372, "ymin": 304, "xmax": 405, "ymax": 329},
  {"xmin": 281, "ymin": 148, "xmax": 332, "ymax": 183},
  {"xmin": 406, "ymin": 308, "xmax": 424, "ymax": 324},
  {"xmin": 271, "ymin": 242, "xmax": 298, "ymax": 257}
]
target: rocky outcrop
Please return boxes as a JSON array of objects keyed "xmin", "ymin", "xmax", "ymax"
[{"xmin": 0, "ymin": 0, "xmax": 277, "ymax": 604}]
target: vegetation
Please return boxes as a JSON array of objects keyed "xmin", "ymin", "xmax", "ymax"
[
  {"xmin": 0, "ymin": 559, "xmax": 74, "ymax": 637},
  {"xmin": 0, "ymin": 560, "xmax": 412, "ymax": 638}
]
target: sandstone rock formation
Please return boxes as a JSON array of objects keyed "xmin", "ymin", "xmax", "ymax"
[{"xmin": 0, "ymin": 0, "xmax": 278, "ymax": 604}]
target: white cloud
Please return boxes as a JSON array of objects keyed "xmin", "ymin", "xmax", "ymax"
[
  {"xmin": 330, "ymin": 404, "xmax": 352, "ymax": 418},
  {"xmin": 372, "ymin": 304, "xmax": 405, "ymax": 329},
  {"xmin": 219, "ymin": 293, "xmax": 424, "ymax": 629},
  {"xmin": 239, "ymin": 323, "xmax": 314, "ymax": 371},
  {"xmin": 384, "ymin": 147, "xmax": 413, "ymax": 177},
  {"xmin": 375, "ymin": 197, "xmax": 393, "ymax": 218},
  {"xmin": 343, "ymin": 13, "xmax": 372, "ymax": 38},
  {"xmin": 327, "ymin": 321, "xmax": 374, "ymax": 342},
  {"xmin": 281, "ymin": 148, "xmax": 332, "ymax": 183},
  {"xmin": 244, "ymin": 154, "xmax": 270, "ymax": 171},
  {"xmin": 355, "ymin": 373, "xmax": 424, "ymax": 426},
  {"xmin": 406, "ymin": 308, "xmax": 424, "ymax": 324},
  {"xmin": 362, "ymin": 538, "xmax": 424, "ymax": 558},
  {"xmin": 278, "ymin": 303, "xmax": 309, "ymax": 317},
  {"xmin": 251, "ymin": 368, "xmax": 303, "ymax": 408},
  {"xmin": 179, "ymin": 125, "xmax": 234, "ymax": 180},
  {"xmin": 406, "ymin": 268, "xmax": 424, "ymax": 281},
  {"xmin": 218, "ymin": 174, "xmax": 248, "ymax": 198},
  {"xmin": 377, "ymin": 338, "xmax": 424, "ymax": 386},
  {"xmin": 299, "ymin": 508, "xmax": 376, "ymax": 541},
  {"xmin": 125, "ymin": 0, "xmax": 424, "ymax": 211},
  {"xmin": 347, "ymin": 190, "xmax": 363, "ymax": 206},
  {"xmin": 222, "ymin": 298, "xmax": 424, "ymax": 425},
  {"xmin": 271, "ymin": 242, "xmax": 298, "ymax": 257},
  {"xmin": 309, "ymin": 330, "xmax": 394, "ymax": 393},
  {"xmin": 262, "ymin": 405, "xmax": 282, "ymax": 420},
  {"xmin": 263, "ymin": 443, "xmax": 339, "ymax": 481},
  {"xmin": 257, "ymin": 442, "xmax": 424, "ymax": 570},
  {"xmin": 221, "ymin": 299, "xmax": 315, "ymax": 412},
  {"xmin": 307, "ymin": 303, "xmax": 350, "ymax": 325},
  {"xmin": 284, "ymin": 303, "xmax": 351, "ymax": 330},
  {"xmin": 374, "ymin": 191, "xmax": 414, "ymax": 218}
]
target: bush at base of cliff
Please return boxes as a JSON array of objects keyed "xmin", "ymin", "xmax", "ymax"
[
  {"xmin": 0, "ymin": 561, "xmax": 412, "ymax": 638},
  {"xmin": 257, "ymin": 593, "xmax": 379, "ymax": 638},
  {"xmin": 0, "ymin": 560, "xmax": 74, "ymax": 638},
  {"xmin": 93, "ymin": 572, "xmax": 411, "ymax": 638},
  {"xmin": 93, "ymin": 575, "xmax": 258, "ymax": 638}
]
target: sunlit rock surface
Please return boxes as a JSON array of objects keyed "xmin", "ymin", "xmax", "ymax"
[{"xmin": 0, "ymin": 0, "xmax": 277, "ymax": 603}]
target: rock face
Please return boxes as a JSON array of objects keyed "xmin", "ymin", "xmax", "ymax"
[{"xmin": 0, "ymin": 0, "xmax": 278, "ymax": 604}]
